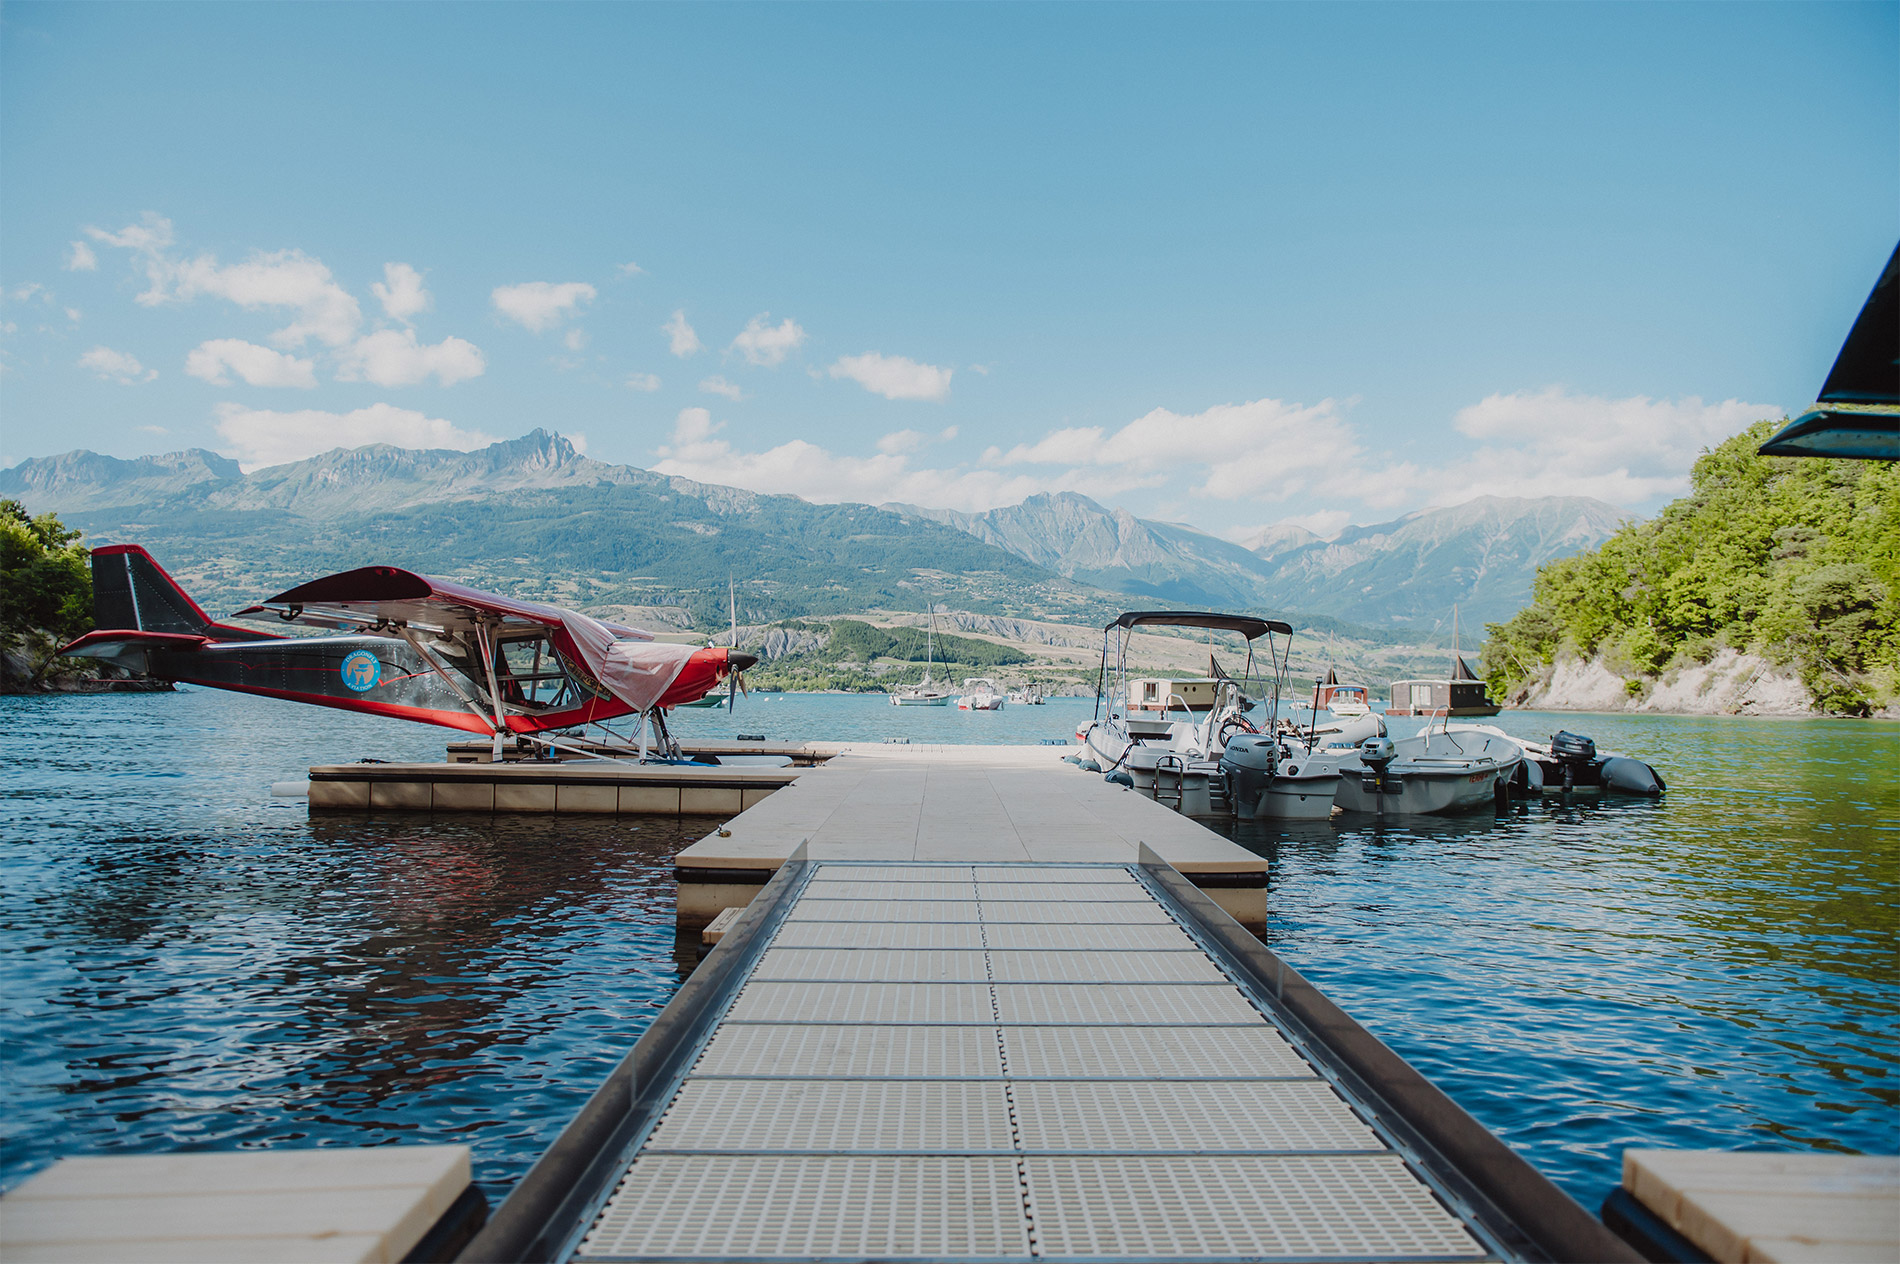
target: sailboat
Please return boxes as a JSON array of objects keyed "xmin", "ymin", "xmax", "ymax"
[
  {"xmin": 1385, "ymin": 605, "xmax": 1502, "ymax": 717},
  {"xmin": 889, "ymin": 604, "xmax": 953, "ymax": 706}
]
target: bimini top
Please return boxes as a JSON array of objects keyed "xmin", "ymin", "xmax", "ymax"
[{"xmin": 1107, "ymin": 610, "xmax": 1292, "ymax": 639}]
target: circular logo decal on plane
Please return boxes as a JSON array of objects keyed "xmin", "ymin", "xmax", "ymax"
[{"xmin": 339, "ymin": 649, "xmax": 383, "ymax": 692}]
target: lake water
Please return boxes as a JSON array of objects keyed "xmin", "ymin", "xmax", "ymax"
[{"xmin": 2, "ymin": 686, "xmax": 1894, "ymax": 1215}]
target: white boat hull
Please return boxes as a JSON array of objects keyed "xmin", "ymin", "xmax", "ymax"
[
  {"xmin": 1257, "ymin": 773, "xmax": 1342, "ymax": 819},
  {"xmin": 1333, "ymin": 765, "xmax": 1501, "ymax": 815},
  {"xmin": 891, "ymin": 694, "xmax": 952, "ymax": 706}
]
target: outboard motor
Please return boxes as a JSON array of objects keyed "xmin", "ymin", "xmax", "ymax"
[
  {"xmin": 1358, "ymin": 735, "xmax": 1398, "ymax": 815},
  {"xmin": 1218, "ymin": 734, "xmax": 1277, "ymax": 822},
  {"xmin": 1548, "ymin": 730, "xmax": 1597, "ymax": 793}
]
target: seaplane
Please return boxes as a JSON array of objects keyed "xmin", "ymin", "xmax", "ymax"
[{"xmin": 59, "ymin": 545, "xmax": 757, "ymax": 762}]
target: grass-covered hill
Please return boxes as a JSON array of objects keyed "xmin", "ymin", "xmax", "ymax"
[{"xmin": 1480, "ymin": 421, "xmax": 1899, "ymax": 715}]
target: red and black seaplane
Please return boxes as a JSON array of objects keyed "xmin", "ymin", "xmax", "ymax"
[{"xmin": 60, "ymin": 545, "xmax": 757, "ymax": 759}]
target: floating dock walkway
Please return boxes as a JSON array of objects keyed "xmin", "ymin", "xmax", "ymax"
[
  {"xmin": 463, "ymin": 836, "xmax": 1632, "ymax": 1261},
  {"xmin": 669, "ymin": 747, "xmax": 1271, "ymax": 931}
]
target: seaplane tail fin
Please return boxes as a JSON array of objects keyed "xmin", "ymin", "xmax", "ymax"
[{"xmin": 81, "ymin": 546, "xmax": 277, "ymax": 644}]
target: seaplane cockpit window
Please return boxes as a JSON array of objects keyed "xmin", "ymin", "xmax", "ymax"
[{"xmin": 495, "ymin": 635, "xmax": 575, "ymax": 710}]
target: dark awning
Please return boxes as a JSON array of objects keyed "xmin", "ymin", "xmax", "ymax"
[
  {"xmin": 1760, "ymin": 243, "xmax": 1900, "ymax": 461},
  {"xmin": 1107, "ymin": 610, "xmax": 1293, "ymax": 639}
]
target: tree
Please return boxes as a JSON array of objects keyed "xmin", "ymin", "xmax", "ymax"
[{"xmin": 1, "ymin": 499, "xmax": 92, "ymax": 641}]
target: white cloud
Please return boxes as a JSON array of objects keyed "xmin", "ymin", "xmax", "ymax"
[
  {"xmin": 214, "ymin": 401, "xmax": 499, "ymax": 470},
  {"xmin": 877, "ymin": 429, "xmax": 925, "ymax": 455},
  {"xmin": 86, "ymin": 211, "xmax": 173, "ymax": 255},
  {"xmin": 1416, "ymin": 387, "xmax": 1777, "ymax": 506},
  {"xmin": 626, "ymin": 372, "xmax": 662, "ymax": 391},
  {"xmin": 185, "ymin": 339, "xmax": 318, "ymax": 388},
  {"xmin": 618, "ymin": 261, "xmax": 645, "ymax": 277},
  {"xmin": 730, "ymin": 313, "xmax": 805, "ymax": 366},
  {"xmin": 78, "ymin": 346, "xmax": 156, "ymax": 384},
  {"xmin": 85, "ymin": 215, "xmax": 362, "ymax": 346},
  {"xmin": 335, "ymin": 329, "xmax": 485, "ymax": 387},
  {"xmin": 991, "ymin": 396, "xmax": 1356, "ymax": 503},
  {"xmin": 491, "ymin": 281, "xmax": 595, "ymax": 332},
  {"xmin": 652, "ymin": 407, "xmax": 1090, "ymax": 512},
  {"xmin": 564, "ymin": 328, "xmax": 588, "ymax": 352},
  {"xmin": 371, "ymin": 263, "xmax": 429, "ymax": 321},
  {"xmin": 664, "ymin": 309, "xmax": 702, "ymax": 357},
  {"xmin": 700, "ymin": 375, "xmax": 745, "ymax": 401},
  {"xmin": 138, "ymin": 425, "xmax": 169, "ymax": 436},
  {"xmin": 829, "ymin": 352, "xmax": 953, "ymax": 401},
  {"xmin": 65, "ymin": 242, "xmax": 97, "ymax": 271},
  {"xmin": 65, "ymin": 308, "xmax": 81, "ymax": 323}
]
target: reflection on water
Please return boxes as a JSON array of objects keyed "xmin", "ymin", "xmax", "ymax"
[
  {"xmin": 2, "ymin": 688, "xmax": 720, "ymax": 1200},
  {"xmin": 2, "ymin": 689, "xmax": 1895, "ymax": 1213},
  {"xmin": 1215, "ymin": 710, "xmax": 1900, "ymax": 1205}
]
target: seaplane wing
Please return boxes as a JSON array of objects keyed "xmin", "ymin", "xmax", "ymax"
[{"xmin": 62, "ymin": 547, "xmax": 756, "ymax": 737}]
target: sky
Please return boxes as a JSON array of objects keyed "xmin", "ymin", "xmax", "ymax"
[{"xmin": 2, "ymin": 2, "xmax": 1894, "ymax": 543}]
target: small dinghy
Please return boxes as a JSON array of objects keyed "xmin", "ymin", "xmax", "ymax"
[
  {"xmin": 1503, "ymin": 729, "xmax": 1666, "ymax": 797},
  {"xmin": 1332, "ymin": 726, "xmax": 1523, "ymax": 816}
]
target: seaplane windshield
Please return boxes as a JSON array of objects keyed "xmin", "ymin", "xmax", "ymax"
[{"xmin": 495, "ymin": 634, "xmax": 581, "ymax": 710}]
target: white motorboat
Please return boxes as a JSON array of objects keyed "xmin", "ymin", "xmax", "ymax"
[
  {"xmin": 957, "ymin": 677, "xmax": 1006, "ymax": 710},
  {"xmin": 1220, "ymin": 711, "xmax": 1388, "ymax": 820},
  {"xmin": 1331, "ymin": 721, "xmax": 1522, "ymax": 815},
  {"xmin": 890, "ymin": 605, "xmax": 953, "ymax": 706},
  {"xmin": 1007, "ymin": 683, "xmax": 1046, "ymax": 705},
  {"xmin": 1073, "ymin": 611, "xmax": 1290, "ymax": 808},
  {"xmin": 1314, "ymin": 667, "xmax": 1371, "ymax": 718}
]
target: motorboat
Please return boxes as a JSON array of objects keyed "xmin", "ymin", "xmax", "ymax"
[
  {"xmin": 1221, "ymin": 710, "xmax": 1387, "ymax": 821},
  {"xmin": 890, "ymin": 605, "xmax": 953, "ymax": 706},
  {"xmin": 1331, "ymin": 721, "xmax": 1522, "ymax": 815},
  {"xmin": 957, "ymin": 677, "xmax": 1006, "ymax": 710},
  {"xmin": 1007, "ymin": 683, "xmax": 1046, "ymax": 705},
  {"xmin": 1451, "ymin": 726, "xmax": 1666, "ymax": 797},
  {"xmin": 1074, "ymin": 610, "xmax": 1290, "ymax": 776},
  {"xmin": 1315, "ymin": 667, "xmax": 1371, "ymax": 718}
]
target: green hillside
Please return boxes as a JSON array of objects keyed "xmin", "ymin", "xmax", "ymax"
[{"xmin": 1480, "ymin": 421, "xmax": 1899, "ymax": 714}]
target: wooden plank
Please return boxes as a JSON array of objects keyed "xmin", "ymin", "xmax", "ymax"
[
  {"xmin": 0, "ymin": 1146, "xmax": 471, "ymax": 1264},
  {"xmin": 701, "ymin": 906, "xmax": 744, "ymax": 945},
  {"xmin": 1624, "ymin": 1150, "xmax": 1900, "ymax": 1264}
]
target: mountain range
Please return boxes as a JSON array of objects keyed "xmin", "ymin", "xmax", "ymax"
[
  {"xmin": 3, "ymin": 430, "xmax": 1624, "ymax": 631},
  {"xmin": 889, "ymin": 491, "xmax": 1625, "ymax": 625}
]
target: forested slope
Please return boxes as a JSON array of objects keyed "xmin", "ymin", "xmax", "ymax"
[{"xmin": 1480, "ymin": 421, "xmax": 1899, "ymax": 715}]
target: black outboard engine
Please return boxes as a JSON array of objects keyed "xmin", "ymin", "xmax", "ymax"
[{"xmin": 1548, "ymin": 730, "xmax": 1597, "ymax": 793}]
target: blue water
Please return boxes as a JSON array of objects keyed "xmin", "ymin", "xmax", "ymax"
[{"xmin": 2, "ymin": 687, "xmax": 1895, "ymax": 1214}]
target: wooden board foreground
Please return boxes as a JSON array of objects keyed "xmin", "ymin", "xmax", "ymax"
[
  {"xmin": 0, "ymin": 1146, "xmax": 471, "ymax": 1263},
  {"xmin": 1625, "ymin": 1149, "xmax": 1899, "ymax": 1264}
]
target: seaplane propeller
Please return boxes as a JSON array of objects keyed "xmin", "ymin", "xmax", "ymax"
[{"xmin": 726, "ymin": 652, "xmax": 757, "ymax": 712}]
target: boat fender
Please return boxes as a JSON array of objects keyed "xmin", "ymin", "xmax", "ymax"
[
  {"xmin": 1104, "ymin": 770, "xmax": 1133, "ymax": 789},
  {"xmin": 1601, "ymin": 756, "xmax": 1665, "ymax": 797},
  {"xmin": 1076, "ymin": 757, "xmax": 1100, "ymax": 773}
]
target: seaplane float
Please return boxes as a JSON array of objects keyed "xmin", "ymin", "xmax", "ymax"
[{"xmin": 59, "ymin": 545, "xmax": 758, "ymax": 764}]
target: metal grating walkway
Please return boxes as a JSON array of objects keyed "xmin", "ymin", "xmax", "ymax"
[{"xmin": 567, "ymin": 862, "xmax": 1502, "ymax": 1263}]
